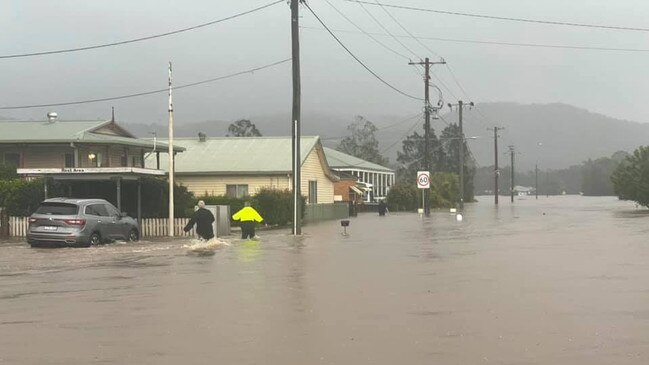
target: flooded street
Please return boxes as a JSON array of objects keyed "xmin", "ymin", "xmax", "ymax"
[{"xmin": 1, "ymin": 196, "xmax": 648, "ymax": 364}]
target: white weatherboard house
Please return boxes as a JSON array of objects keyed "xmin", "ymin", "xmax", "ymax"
[
  {"xmin": 147, "ymin": 135, "xmax": 338, "ymax": 204},
  {"xmin": 323, "ymin": 147, "xmax": 395, "ymax": 202}
]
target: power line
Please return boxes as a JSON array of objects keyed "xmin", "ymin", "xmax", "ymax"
[
  {"xmin": 301, "ymin": 25, "xmax": 649, "ymax": 53},
  {"xmin": 371, "ymin": 0, "xmax": 441, "ymax": 59},
  {"xmin": 0, "ymin": 58, "xmax": 291, "ymax": 109},
  {"xmin": 0, "ymin": 1, "xmax": 283, "ymax": 59},
  {"xmin": 355, "ymin": 0, "xmax": 420, "ymax": 59},
  {"xmin": 321, "ymin": 112, "xmax": 423, "ymax": 141},
  {"xmin": 322, "ymin": 0, "xmax": 410, "ymax": 60},
  {"xmin": 302, "ymin": 2, "xmax": 421, "ymax": 100},
  {"xmin": 344, "ymin": 0, "xmax": 649, "ymax": 32}
]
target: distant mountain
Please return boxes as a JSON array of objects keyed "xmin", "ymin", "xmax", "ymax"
[
  {"xmin": 121, "ymin": 103, "xmax": 649, "ymax": 170},
  {"xmin": 455, "ymin": 103, "xmax": 649, "ymax": 170}
]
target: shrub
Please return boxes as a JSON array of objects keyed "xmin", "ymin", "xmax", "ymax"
[{"xmin": 197, "ymin": 188, "xmax": 305, "ymax": 227}]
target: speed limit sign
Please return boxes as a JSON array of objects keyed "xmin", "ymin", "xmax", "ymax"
[{"xmin": 417, "ymin": 171, "xmax": 430, "ymax": 189}]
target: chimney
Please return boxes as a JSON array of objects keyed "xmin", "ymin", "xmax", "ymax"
[
  {"xmin": 198, "ymin": 132, "xmax": 206, "ymax": 142},
  {"xmin": 47, "ymin": 112, "xmax": 58, "ymax": 123}
]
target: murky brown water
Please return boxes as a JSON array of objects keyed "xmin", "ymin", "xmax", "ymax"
[{"xmin": 1, "ymin": 196, "xmax": 648, "ymax": 364}]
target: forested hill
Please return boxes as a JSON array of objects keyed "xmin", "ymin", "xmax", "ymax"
[
  {"xmin": 122, "ymin": 103, "xmax": 649, "ymax": 171},
  {"xmin": 456, "ymin": 103, "xmax": 649, "ymax": 171}
]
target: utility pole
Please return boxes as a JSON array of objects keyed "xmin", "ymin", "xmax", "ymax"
[
  {"xmin": 488, "ymin": 127, "xmax": 504, "ymax": 204},
  {"xmin": 535, "ymin": 163, "xmax": 539, "ymax": 200},
  {"xmin": 168, "ymin": 61, "xmax": 174, "ymax": 237},
  {"xmin": 509, "ymin": 145, "xmax": 515, "ymax": 203},
  {"xmin": 409, "ymin": 57, "xmax": 445, "ymax": 216},
  {"xmin": 291, "ymin": 0, "xmax": 302, "ymax": 235},
  {"xmin": 448, "ymin": 100, "xmax": 474, "ymax": 210}
]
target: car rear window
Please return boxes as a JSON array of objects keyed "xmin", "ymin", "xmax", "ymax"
[{"xmin": 35, "ymin": 203, "xmax": 78, "ymax": 215}]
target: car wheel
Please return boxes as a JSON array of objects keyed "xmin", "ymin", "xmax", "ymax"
[
  {"xmin": 89, "ymin": 232, "xmax": 101, "ymax": 246},
  {"xmin": 128, "ymin": 229, "xmax": 139, "ymax": 242}
]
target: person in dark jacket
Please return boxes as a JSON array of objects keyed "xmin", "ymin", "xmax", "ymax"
[
  {"xmin": 183, "ymin": 200, "xmax": 215, "ymax": 240},
  {"xmin": 378, "ymin": 199, "xmax": 388, "ymax": 216}
]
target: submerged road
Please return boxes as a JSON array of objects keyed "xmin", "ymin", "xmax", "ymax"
[{"xmin": 1, "ymin": 196, "xmax": 648, "ymax": 364}]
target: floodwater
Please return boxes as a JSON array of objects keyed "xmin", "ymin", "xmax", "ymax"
[{"xmin": 1, "ymin": 196, "xmax": 648, "ymax": 364}]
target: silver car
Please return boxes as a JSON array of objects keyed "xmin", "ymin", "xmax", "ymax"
[{"xmin": 27, "ymin": 198, "xmax": 139, "ymax": 247}]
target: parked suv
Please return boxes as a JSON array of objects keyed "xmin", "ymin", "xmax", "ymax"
[{"xmin": 27, "ymin": 198, "xmax": 139, "ymax": 247}]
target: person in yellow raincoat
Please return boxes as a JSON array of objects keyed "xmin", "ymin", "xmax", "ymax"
[{"xmin": 232, "ymin": 201, "xmax": 264, "ymax": 239}]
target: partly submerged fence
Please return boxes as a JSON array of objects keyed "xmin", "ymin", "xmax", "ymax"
[
  {"xmin": 303, "ymin": 203, "xmax": 349, "ymax": 224},
  {"xmin": 3, "ymin": 203, "xmax": 349, "ymax": 238},
  {"xmin": 3, "ymin": 216, "xmax": 194, "ymax": 238}
]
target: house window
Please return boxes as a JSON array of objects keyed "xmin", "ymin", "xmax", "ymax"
[
  {"xmin": 308, "ymin": 180, "xmax": 317, "ymax": 204},
  {"xmin": 226, "ymin": 184, "xmax": 249, "ymax": 198},
  {"xmin": 120, "ymin": 152, "xmax": 128, "ymax": 167},
  {"xmin": 3, "ymin": 152, "xmax": 20, "ymax": 167},
  {"xmin": 131, "ymin": 156, "xmax": 138, "ymax": 167},
  {"xmin": 64, "ymin": 153, "xmax": 74, "ymax": 168}
]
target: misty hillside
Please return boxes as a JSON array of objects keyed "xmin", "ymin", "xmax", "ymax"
[{"xmin": 122, "ymin": 103, "xmax": 649, "ymax": 170}]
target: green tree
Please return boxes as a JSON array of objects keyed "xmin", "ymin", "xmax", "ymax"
[
  {"xmin": 612, "ymin": 146, "xmax": 649, "ymax": 207},
  {"xmin": 439, "ymin": 123, "xmax": 476, "ymax": 202},
  {"xmin": 395, "ymin": 128, "xmax": 444, "ymax": 183},
  {"xmin": 336, "ymin": 116, "xmax": 389, "ymax": 166},
  {"xmin": 226, "ymin": 119, "xmax": 262, "ymax": 137},
  {"xmin": 581, "ymin": 157, "xmax": 619, "ymax": 196}
]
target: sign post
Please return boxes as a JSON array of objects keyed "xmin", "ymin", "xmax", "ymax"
[{"xmin": 417, "ymin": 171, "xmax": 430, "ymax": 215}]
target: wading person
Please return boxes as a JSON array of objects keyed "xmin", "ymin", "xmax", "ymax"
[
  {"xmin": 183, "ymin": 200, "xmax": 215, "ymax": 240},
  {"xmin": 378, "ymin": 199, "xmax": 388, "ymax": 216},
  {"xmin": 232, "ymin": 201, "xmax": 264, "ymax": 239}
]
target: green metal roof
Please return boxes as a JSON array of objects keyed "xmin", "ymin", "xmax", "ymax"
[
  {"xmin": 147, "ymin": 136, "xmax": 322, "ymax": 174},
  {"xmin": 0, "ymin": 120, "xmax": 183, "ymax": 152},
  {"xmin": 323, "ymin": 147, "xmax": 394, "ymax": 173}
]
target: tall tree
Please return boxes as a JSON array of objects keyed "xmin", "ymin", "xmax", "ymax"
[
  {"xmin": 336, "ymin": 116, "xmax": 388, "ymax": 166},
  {"xmin": 226, "ymin": 119, "xmax": 262, "ymax": 137},
  {"xmin": 612, "ymin": 146, "xmax": 649, "ymax": 206},
  {"xmin": 439, "ymin": 123, "xmax": 476, "ymax": 202},
  {"xmin": 395, "ymin": 127, "xmax": 445, "ymax": 183}
]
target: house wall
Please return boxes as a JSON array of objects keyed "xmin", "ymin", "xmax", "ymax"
[
  {"xmin": 175, "ymin": 147, "xmax": 335, "ymax": 204},
  {"xmin": 333, "ymin": 180, "xmax": 357, "ymax": 202},
  {"xmin": 300, "ymin": 147, "xmax": 335, "ymax": 204},
  {"xmin": 176, "ymin": 174, "xmax": 291, "ymax": 197},
  {"xmin": 1, "ymin": 146, "xmax": 74, "ymax": 168},
  {"xmin": 0, "ymin": 145, "xmax": 146, "ymax": 169}
]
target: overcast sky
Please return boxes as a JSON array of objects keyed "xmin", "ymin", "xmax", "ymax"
[{"xmin": 2, "ymin": 0, "xmax": 649, "ymax": 128}]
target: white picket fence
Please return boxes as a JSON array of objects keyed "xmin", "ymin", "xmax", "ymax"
[
  {"xmin": 140, "ymin": 218, "xmax": 194, "ymax": 238},
  {"xmin": 5, "ymin": 216, "xmax": 194, "ymax": 238},
  {"xmin": 8, "ymin": 216, "xmax": 29, "ymax": 237}
]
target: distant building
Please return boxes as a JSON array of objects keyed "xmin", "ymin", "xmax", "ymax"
[{"xmin": 323, "ymin": 147, "xmax": 395, "ymax": 202}]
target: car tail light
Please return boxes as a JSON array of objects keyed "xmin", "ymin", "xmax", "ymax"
[
  {"xmin": 28, "ymin": 218, "xmax": 37, "ymax": 224},
  {"xmin": 64, "ymin": 219, "xmax": 86, "ymax": 226}
]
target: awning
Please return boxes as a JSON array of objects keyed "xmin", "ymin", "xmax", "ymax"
[
  {"xmin": 349, "ymin": 186, "xmax": 363, "ymax": 194},
  {"xmin": 17, "ymin": 167, "xmax": 165, "ymax": 181}
]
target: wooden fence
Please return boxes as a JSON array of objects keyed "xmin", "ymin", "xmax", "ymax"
[{"xmin": 4, "ymin": 216, "xmax": 195, "ymax": 238}]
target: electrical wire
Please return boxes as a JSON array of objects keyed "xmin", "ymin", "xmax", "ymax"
[
  {"xmin": 372, "ymin": 0, "xmax": 441, "ymax": 59},
  {"xmin": 0, "ymin": 58, "xmax": 291, "ymax": 109},
  {"xmin": 344, "ymin": 0, "xmax": 649, "ymax": 32},
  {"xmin": 321, "ymin": 112, "xmax": 423, "ymax": 141},
  {"xmin": 302, "ymin": 2, "xmax": 421, "ymax": 100},
  {"xmin": 322, "ymin": 0, "xmax": 410, "ymax": 60},
  {"xmin": 355, "ymin": 0, "xmax": 420, "ymax": 59},
  {"xmin": 300, "ymin": 25, "xmax": 649, "ymax": 53},
  {"xmin": 0, "ymin": 1, "xmax": 283, "ymax": 59}
]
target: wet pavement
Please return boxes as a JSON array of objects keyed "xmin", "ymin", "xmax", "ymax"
[{"xmin": 1, "ymin": 196, "xmax": 648, "ymax": 364}]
